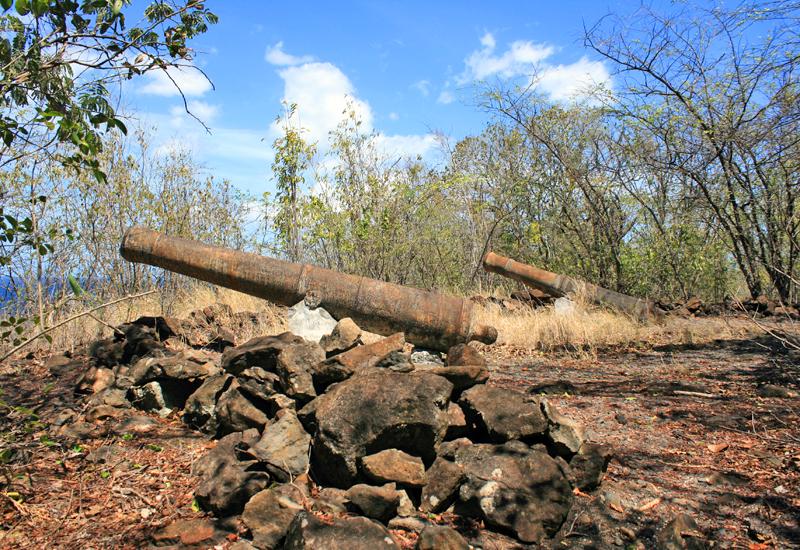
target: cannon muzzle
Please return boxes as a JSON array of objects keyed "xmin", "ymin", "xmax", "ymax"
[
  {"xmin": 483, "ymin": 251, "xmax": 659, "ymax": 320},
  {"xmin": 121, "ymin": 227, "xmax": 497, "ymax": 351}
]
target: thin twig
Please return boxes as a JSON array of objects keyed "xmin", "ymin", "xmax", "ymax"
[{"xmin": 0, "ymin": 290, "xmax": 157, "ymax": 363}]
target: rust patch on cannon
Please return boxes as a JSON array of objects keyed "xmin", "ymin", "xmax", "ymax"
[
  {"xmin": 120, "ymin": 227, "xmax": 497, "ymax": 351},
  {"xmin": 483, "ymin": 251, "xmax": 660, "ymax": 320}
]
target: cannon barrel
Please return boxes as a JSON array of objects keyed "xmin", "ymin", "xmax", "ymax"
[
  {"xmin": 120, "ymin": 227, "xmax": 497, "ymax": 351},
  {"xmin": 483, "ymin": 251, "xmax": 658, "ymax": 320}
]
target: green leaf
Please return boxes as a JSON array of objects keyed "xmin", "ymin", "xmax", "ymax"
[
  {"xmin": 14, "ymin": 0, "xmax": 29, "ymax": 16},
  {"xmin": 67, "ymin": 274, "xmax": 84, "ymax": 297},
  {"xmin": 30, "ymin": 0, "xmax": 46, "ymax": 17},
  {"xmin": 0, "ymin": 0, "xmax": 13, "ymax": 11}
]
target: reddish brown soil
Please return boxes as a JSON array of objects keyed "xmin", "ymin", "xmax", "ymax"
[
  {"xmin": 490, "ymin": 336, "xmax": 800, "ymax": 549},
  {"xmin": 0, "ymin": 333, "xmax": 798, "ymax": 549}
]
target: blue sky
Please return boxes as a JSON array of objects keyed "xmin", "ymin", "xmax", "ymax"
[{"xmin": 123, "ymin": 0, "xmax": 666, "ymax": 195}]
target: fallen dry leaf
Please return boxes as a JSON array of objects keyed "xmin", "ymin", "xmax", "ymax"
[
  {"xmin": 572, "ymin": 487, "xmax": 592, "ymax": 498},
  {"xmin": 609, "ymin": 501, "xmax": 625, "ymax": 513},
  {"xmin": 707, "ymin": 442, "xmax": 729, "ymax": 453},
  {"xmin": 637, "ymin": 497, "xmax": 661, "ymax": 512}
]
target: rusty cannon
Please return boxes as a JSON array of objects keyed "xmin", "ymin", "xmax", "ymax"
[
  {"xmin": 120, "ymin": 227, "xmax": 497, "ymax": 351},
  {"xmin": 483, "ymin": 251, "xmax": 660, "ymax": 320}
]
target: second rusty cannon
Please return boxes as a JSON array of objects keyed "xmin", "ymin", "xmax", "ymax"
[
  {"xmin": 483, "ymin": 251, "xmax": 660, "ymax": 320},
  {"xmin": 120, "ymin": 227, "xmax": 497, "ymax": 351}
]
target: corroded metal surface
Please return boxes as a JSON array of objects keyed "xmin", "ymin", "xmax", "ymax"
[
  {"xmin": 483, "ymin": 252, "xmax": 658, "ymax": 320},
  {"xmin": 120, "ymin": 227, "xmax": 497, "ymax": 351}
]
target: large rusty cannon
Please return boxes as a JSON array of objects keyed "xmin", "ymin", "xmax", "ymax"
[
  {"xmin": 120, "ymin": 227, "xmax": 497, "ymax": 351},
  {"xmin": 483, "ymin": 251, "xmax": 659, "ymax": 320}
]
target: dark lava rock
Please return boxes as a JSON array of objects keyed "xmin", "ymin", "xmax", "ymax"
[
  {"xmin": 446, "ymin": 344, "xmax": 486, "ymax": 367},
  {"xmin": 89, "ymin": 337, "xmax": 126, "ymax": 367},
  {"xmin": 375, "ymin": 351, "xmax": 415, "ymax": 372},
  {"xmin": 310, "ymin": 370, "xmax": 452, "ymax": 488},
  {"xmin": 345, "ymin": 483, "xmax": 401, "ymax": 523},
  {"xmin": 414, "ymin": 365, "xmax": 488, "ymax": 394},
  {"xmin": 312, "ymin": 333, "xmax": 405, "ymax": 391},
  {"xmin": 214, "ymin": 383, "xmax": 271, "ymax": 436},
  {"xmin": 438, "ymin": 438, "xmax": 472, "ymax": 460},
  {"xmin": 420, "ymin": 457, "xmax": 465, "ymax": 513},
  {"xmin": 274, "ymin": 340, "xmax": 324, "ymax": 404},
  {"xmin": 221, "ymin": 332, "xmax": 307, "ymax": 376},
  {"xmin": 416, "ymin": 525, "xmax": 470, "ymax": 550},
  {"xmin": 445, "ymin": 402, "xmax": 469, "ymax": 440},
  {"xmin": 246, "ymin": 410, "xmax": 310, "ymax": 482},
  {"xmin": 128, "ymin": 381, "xmax": 183, "ymax": 415},
  {"xmin": 455, "ymin": 442, "xmax": 573, "ymax": 543},
  {"xmin": 542, "ymin": 399, "xmax": 585, "ymax": 458},
  {"xmin": 183, "ymin": 373, "xmax": 234, "ymax": 431},
  {"xmin": 312, "ymin": 487, "xmax": 349, "ymax": 514},
  {"xmin": 459, "ymin": 385, "xmax": 547, "ymax": 442},
  {"xmin": 569, "ymin": 442, "xmax": 613, "ymax": 491},
  {"xmin": 129, "ymin": 349, "xmax": 219, "ymax": 385},
  {"xmin": 319, "ymin": 317, "xmax": 362, "ymax": 356},
  {"xmin": 193, "ymin": 429, "xmax": 269, "ymax": 516},
  {"xmin": 284, "ymin": 511, "xmax": 400, "ymax": 549},
  {"xmin": 360, "ymin": 449, "xmax": 426, "ymax": 488},
  {"xmin": 243, "ymin": 484, "xmax": 307, "ymax": 549}
]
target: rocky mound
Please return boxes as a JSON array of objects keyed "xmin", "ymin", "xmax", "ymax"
[{"xmin": 71, "ymin": 306, "xmax": 612, "ymax": 548}]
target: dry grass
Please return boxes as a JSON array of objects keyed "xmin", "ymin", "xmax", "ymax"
[
  {"xmin": 475, "ymin": 300, "xmax": 762, "ymax": 354},
  {"xmin": 13, "ymin": 284, "xmax": 287, "ymax": 358},
  {"xmin": 5, "ymin": 282, "xmax": 794, "ymax": 361}
]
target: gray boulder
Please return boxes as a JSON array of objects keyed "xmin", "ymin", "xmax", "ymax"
[
  {"xmin": 274, "ymin": 340, "xmax": 324, "ymax": 404},
  {"xmin": 319, "ymin": 317, "xmax": 362, "ymax": 356},
  {"xmin": 221, "ymin": 332, "xmax": 306, "ymax": 376},
  {"xmin": 246, "ymin": 411, "xmax": 311, "ymax": 482},
  {"xmin": 284, "ymin": 511, "xmax": 400, "ymax": 549},
  {"xmin": 311, "ymin": 370, "xmax": 452, "ymax": 488},
  {"xmin": 542, "ymin": 399, "xmax": 585, "ymax": 458},
  {"xmin": 312, "ymin": 333, "xmax": 405, "ymax": 391},
  {"xmin": 183, "ymin": 373, "xmax": 234, "ymax": 431},
  {"xmin": 416, "ymin": 525, "xmax": 470, "ymax": 550},
  {"xmin": 214, "ymin": 383, "xmax": 271, "ymax": 436},
  {"xmin": 129, "ymin": 349, "xmax": 219, "ymax": 385},
  {"xmin": 455, "ymin": 442, "xmax": 572, "ymax": 543},
  {"xmin": 193, "ymin": 429, "xmax": 269, "ymax": 516},
  {"xmin": 360, "ymin": 449, "xmax": 426, "ymax": 488},
  {"xmin": 459, "ymin": 385, "xmax": 547, "ymax": 442},
  {"xmin": 243, "ymin": 484, "xmax": 307, "ymax": 549},
  {"xmin": 420, "ymin": 457, "xmax": 465, "ymax": 514},
  {"xmin": 345, "ymin": 483, "xmax": 401, "ymax": 523},
  {"xmin": 569, "ymin": 442, "xmax": 613, "ymax": 491}
]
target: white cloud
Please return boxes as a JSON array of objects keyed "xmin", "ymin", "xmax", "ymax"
[
  {"xmin": 536, "ymin": 57, "xmax": 611, "ymax": 102},
  {"xmin": 375, "ymin": 134, "xmax": 438, "ymax": 159},
  {"xmin": 460, "ymin": 32, "xmax": 554, "ymax": 83},
  {"xmin": 275, "ymin": 62, "xmax": 372, "ymax": 144},
  {"xmin": 265, "ymin": 41, "xmax": 314, "ymax": 66},
  {"xmin": 139, "ymin": 65, "xmax": 212, "ymax": 97},
  {"xmin": 455, "ymin": 32, "xmax": 611, "ymax": 102},
  {"xmin": 169, "ymin": 100, "xmax": 220, "ymax": 125},
  {"xmin": 437, "ymin": 90, "xmax": 455, "ymax": 104},
  {"xmin": 480, "ymin": 31, "xmax": 496, "ymax": 49},
  {"xmin": 412, "ymin": 79, "xmax": 430, "ymax": 96},
  {"xmin": 388, "ymin": 112, "xmax": 399, "ymax": 121}
]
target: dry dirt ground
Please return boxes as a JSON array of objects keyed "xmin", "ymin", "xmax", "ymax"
[{"xmin": 0, "ymin": 332, "xmax": 798, "ymax": 549}]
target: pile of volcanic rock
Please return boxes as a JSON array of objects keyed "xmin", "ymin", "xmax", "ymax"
[{"xmin": 76, "ymin": 311, "xmax": 611, "ymax": 549}]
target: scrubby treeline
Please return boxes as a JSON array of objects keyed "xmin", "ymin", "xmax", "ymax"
[{"xmin": 1, "ymin": 1, "xmax": 798, "ymax": 354}]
